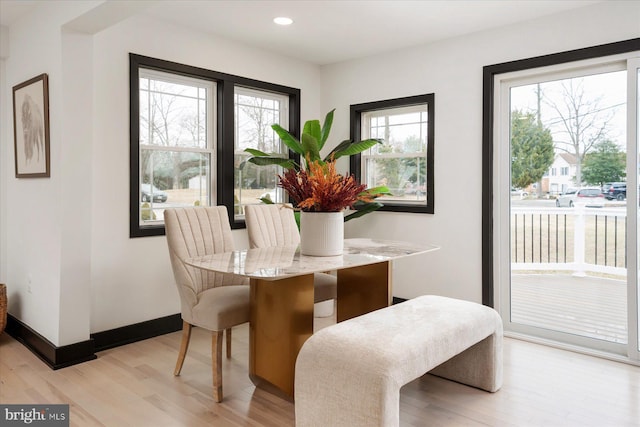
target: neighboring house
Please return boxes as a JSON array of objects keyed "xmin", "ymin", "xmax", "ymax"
[
  {"xmin": 545, "ymin": 153, "xmax": 577, "ymax": 195},
  {"xmin": 525, "ymin": 153, "xmax": 576, "ymax": 196}
]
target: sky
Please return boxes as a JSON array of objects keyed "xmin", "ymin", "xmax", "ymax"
[{"xmin": 510, "ymin": 69, "xmax": 627, "ymax": 151}]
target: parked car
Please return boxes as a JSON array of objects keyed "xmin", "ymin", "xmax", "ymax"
[
  {"xmin": 556, "ymin": 187, "xmax": 605, "ymax": 208},
  {"xmin": 602, "ymin": 182, "xmax": 626, "ymax": 200},
  {"xmin": 141, "ymin": 184, "xmax": 168, "ymax": 203},
  {"xmin": 511, "ymin": 187, "xmax": 529, "ymax": 197}
]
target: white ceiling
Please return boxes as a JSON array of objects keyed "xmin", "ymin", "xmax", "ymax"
[
  {"xmin": 0, "ymin": 0, "xmax": 40, "ymax": 25},
  {"xmin": 0, "ymin": 0, "xmax": 603, "ymax": 65}
]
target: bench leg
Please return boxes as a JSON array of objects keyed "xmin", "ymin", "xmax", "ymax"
[
  {"xmin": 429, "ymin": 330, "xmax": 503, "ymax": 392},
  {"xmin": 295, "ymin": 361, "xmax": 401, "ymax": 427}
]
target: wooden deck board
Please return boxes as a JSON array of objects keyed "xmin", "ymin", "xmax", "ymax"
[{"xmin": 511, "ymin": 273, "xmax": 628, "ymax": 343}]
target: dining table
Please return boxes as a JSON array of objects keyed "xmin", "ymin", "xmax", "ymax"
[{"xmin": 184, "ymin": 238, "xmax": 440, "ymax": 400}]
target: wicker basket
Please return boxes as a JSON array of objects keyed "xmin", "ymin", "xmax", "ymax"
[{"xmin": 0, "ymin": 283, "xmax": 6, "ymax": 334}]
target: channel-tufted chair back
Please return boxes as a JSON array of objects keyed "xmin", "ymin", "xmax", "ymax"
[
  {"xmin": 164, "ymin": 206, "xmax": 249, "ymax": 402},
  {"xmin": 244, "ymin": 203, "xmax": 300, "ymax": 248},
  {"xmin": 244, "ymin": 204, "xmax": 337, "ymax": 304}
]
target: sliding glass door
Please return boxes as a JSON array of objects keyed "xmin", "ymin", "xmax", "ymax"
[{"xmin": 495, "ymin": 54, "xmax": 640, "ymax": 361}]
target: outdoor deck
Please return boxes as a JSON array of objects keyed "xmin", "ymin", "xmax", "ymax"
[{"xmin": 511, "ymin": 273, "xmax": 628, "ymax": 344}]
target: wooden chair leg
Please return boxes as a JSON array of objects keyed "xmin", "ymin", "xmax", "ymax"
[
  {"xmin": 225, "ymin": 328, "xmax": 232, "ymax": 358},
  {"xmin": 212, "ymin": 330, "xmax": 223, "ymax": 402},
  {"xmin": 174, "ymin": 321, "xmax": 192, "ymax": 376}
]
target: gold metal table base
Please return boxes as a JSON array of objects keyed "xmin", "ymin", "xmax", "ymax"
[
  {"xmin": 248, "ymin": 261, "xmax": 392, "ymax": 399},
  {"xmin": 337, "ymin": 261, "xmax": 391, "ymax": 322}
]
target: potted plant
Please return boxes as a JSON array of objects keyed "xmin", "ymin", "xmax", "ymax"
[
  {"xmin": 243, "ymin": 109, "xmax": 389, "ymax": 221},
  {"xmin": 243, "ymin": 109, "xmax": 389, "ymax": 255}
]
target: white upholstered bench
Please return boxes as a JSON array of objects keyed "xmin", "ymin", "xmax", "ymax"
[{"xmin": 294, "ymin": 295, "xmax": 503, "ymax": 427}]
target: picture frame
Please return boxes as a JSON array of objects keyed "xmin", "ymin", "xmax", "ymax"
[{"xmin": 13, "ymin": 73, "xmax": 50, "ymax": 178}]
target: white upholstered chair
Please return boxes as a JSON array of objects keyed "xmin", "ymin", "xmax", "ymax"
[
  {"xmin": 164, "ymin": 206, "xmax": 249, "ymax": 402},
  {"xmin": 244, "ymin": 203, "xmax": 337, "ymax": 304}
]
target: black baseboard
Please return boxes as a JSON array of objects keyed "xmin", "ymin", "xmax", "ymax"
[
  {"xmin": 91, "ymin": 313, "xmax": 182, "ymax": 352},
  {"xmin": 5, "ymin": 315, "xmax": 97, "ymax": 370},
  {"xmin": 392, "ymin": 296, "xmax": 408, "ymax": 304},
  {"xmin": 8, "ymin": 298, "xmax": 404, "ymax": 368},
  {"xmin": 5, "ymin": 313, "xmax": 183, "ymax": 369}
]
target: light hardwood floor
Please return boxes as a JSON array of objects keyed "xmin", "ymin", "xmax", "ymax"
[{"xmin": 1, "ymin": 319, "xmax": 639, "ymax": 427}]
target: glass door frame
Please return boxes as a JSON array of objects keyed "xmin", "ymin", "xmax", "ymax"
[
  {"xmin": 485, "ymin": 43, "xmax": 640, "ymax": 364},
  {"xmin": 496, "ymin": 58, "xmax": 629, "ymax": 355},
  {"xmin": 628, "ymin": 57, "xmax": 640, "ymax": 359}
]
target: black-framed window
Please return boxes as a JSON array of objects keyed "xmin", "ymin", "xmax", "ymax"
[
  {"xmin": 350, "ymin": 94, "xmax": 434, "ymax": 214},
  {"xmin": 129, "ymin": 54, "xmax": 300, "ymax": 237}
]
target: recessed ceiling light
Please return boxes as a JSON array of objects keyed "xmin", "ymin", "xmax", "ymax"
[{"xmin": 273, "ymin": 17, "xmax": 293, "ymax": 26}]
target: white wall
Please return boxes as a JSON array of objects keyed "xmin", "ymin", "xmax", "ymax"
[
  {"xmin": 89, "ymin": 15, "xmax": 322, "ymax": 333},
  {"xmin": 1, "ymin": 3, "xmax": 322, "ymax": 345},
  {"xmin": 330, "ymin": 1, "xmax": 640, "ymax": 302},
  {"xmin": 2, "ymin": 1, "xmax": 101, "ymax": 346},
  {"xmin": 1, "ymin": 26, "xmax": 8, "ymax": 289},
  {"xmin": 1, "ymin": 0, "xmax": 637, "ymax": 347}
]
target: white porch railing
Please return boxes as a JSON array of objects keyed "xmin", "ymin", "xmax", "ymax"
[{"xmin": 511, "ymin": 206, "xmax": 627, "ymax": 277}]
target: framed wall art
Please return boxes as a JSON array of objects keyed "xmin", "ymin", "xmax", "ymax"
[{"xmin": 13, "ymin": 73, "xmax": 50, "ymax": 178}]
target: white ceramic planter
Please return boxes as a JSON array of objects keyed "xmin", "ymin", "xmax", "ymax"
[{"xmin": 299, "ymin": 211, "xmax": 344, "ymax": 256}]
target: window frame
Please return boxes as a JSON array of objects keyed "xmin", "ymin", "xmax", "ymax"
[
  {"xmin": 350, "ymin": 94, "xmax": 435, "ymax": 214},
  {"xmin": 129, "ymin": 54, "xmax": 300, "ymax": 237},
  {"xmin": 233, "ymin": 86, "xmax": 290, "ymax": 220},
  {"xmin": 137, "ymin": 68, "xmax": 216, "ymax": 227}
]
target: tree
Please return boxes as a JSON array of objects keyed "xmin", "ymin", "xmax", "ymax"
[
  {"xmin": 542, "ymin": 77, "xmax": 617, "ymax": 185},
  {"xmin": 142, "ymin": 79, "xmax": 202, "ymax": 190},
  {"xmin": 511, "ymin": 110, "xmax": 554, "ymax": 189},
  {"xmin": 400, "ymin": 135, "xmax": 426, "ymax": 186},
  {"xmin": 236, "ymin": 96, "xmax": 282, "ymax": 189},
  {"xmin": 375, "ymin": 144, "xmax": 402, "ymax": 190},
  {"xmin": 582, "ymin": 140, "xmax": 625, "ymax": 186}
]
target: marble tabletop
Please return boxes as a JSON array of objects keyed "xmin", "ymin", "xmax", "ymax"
[{"xmin": 184, "ymin": 238, "xmax": 440, "ymax": 280}]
